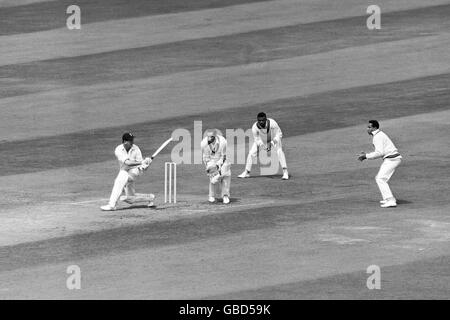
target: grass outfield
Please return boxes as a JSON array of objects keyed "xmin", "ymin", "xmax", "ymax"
[{"xmin": 0, "ymin": 0, "xmax": 449, "ymax": 299}]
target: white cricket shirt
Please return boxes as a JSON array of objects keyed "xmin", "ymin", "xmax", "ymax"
[
  {"xmin": 252, "ymin": 118, "xmax": 283, "ymax": 147},
  {"xmin": 114, "ymin": 143, "xmax": 143, "ymax": 171},
  {"xmin": 366, "ymin": 129, "xmax": 401, "ymax": 160}
]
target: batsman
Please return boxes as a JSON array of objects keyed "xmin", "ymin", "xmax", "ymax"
[
  {"xmin": 201, "ymin": 130, "xmax": 231, "ymax": 204},
  {"xmin": 101, "ymin": 132, "xmax": 154, "ymax": 211}
]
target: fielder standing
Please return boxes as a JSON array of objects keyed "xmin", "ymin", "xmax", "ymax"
[
  {"xmin": 357, "ymin": 120, "xmax": 402, "ymax": 208},
  {"xmin": 201, "ymin": 130, "xmax": 231, "ymax": 204},
  {"xmin": 238, "ymin": 112, "xmax": 289, "ymax": 180},
  {"xmin": 101, "ymin": 132, "xmax": 154, "ymax": 211}
]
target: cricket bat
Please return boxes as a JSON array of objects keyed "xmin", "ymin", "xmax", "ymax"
[{"xmin": 150, "ymin": 137, "xmax": 173, "ymax": 159}]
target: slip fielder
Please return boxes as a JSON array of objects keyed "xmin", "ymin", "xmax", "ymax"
[
  {"xmin": 101, "ymin": 132, "xmax": 154, "ymax": 211},
  {"xmin": 357, "ymin": 120, "xmax": 402, "ymax": 208},
  {"xmin": 201, "ymin": 130, "xmax": 231, "ymax": 204},
  {"xmin": 238, "ymin": 112, "xmax": 289, "ymax": 180}
]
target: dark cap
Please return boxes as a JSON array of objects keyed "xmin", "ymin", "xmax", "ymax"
[{"xmin": 122, "ymin": 132, "xmax": 134, "ymax": 142}]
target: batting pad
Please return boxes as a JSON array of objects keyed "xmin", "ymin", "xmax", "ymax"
[{"xmin": 120, "ymin": 193, "xmax": 155, "ymax": 204}]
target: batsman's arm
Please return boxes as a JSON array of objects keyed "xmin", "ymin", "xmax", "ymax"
[
  {"xmin": 124, "ymin": 159, "xmax": 145, "ymax": 167},
  {"xmin": 115, "ymin": 150, "xmax": 143, "ymax": 167},
  {"xmin": 138, "ymin": 157, "xmax": 152, "ymax": 171}
]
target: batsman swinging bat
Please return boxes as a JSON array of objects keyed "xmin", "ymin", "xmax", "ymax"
[{"xmin": 151, "ymin": 137, "xmax": 173, "ymax": 160}]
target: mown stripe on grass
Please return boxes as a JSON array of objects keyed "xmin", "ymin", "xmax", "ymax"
[
  {"xmin": 1, "ymin": 4, "xmax": 449, "ymax": 99},
  {"xmin": 0, "ymin": 0, "xmax": 270, "ymax": 36},
  {"xmin": 1, "ymin": 158, "xmax": 449, "ymax": 272},
  {"xmin": 0, "ymin": 73, "xmax": 449, "ymax": 176}
]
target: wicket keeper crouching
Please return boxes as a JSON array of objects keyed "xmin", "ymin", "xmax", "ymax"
[
  {"xmin": 201, "ymin": 130, "xmax": 231, "ymax": 204},
  {"xmin": 101, "ymin": 132, "xmax": 155, "ymax": 211}
]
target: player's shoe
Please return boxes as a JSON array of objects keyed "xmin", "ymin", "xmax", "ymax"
[
  {"xmin": 223, "ymin": 196, "xmax": 230, "ymax": 204},
  {"xmin": 380, "ymin": 200, "xmax": 397, "ymax": 208},
  {"xmin": 122, "ymin": 196, "xmax": 135, "ymax": 204},
  {"xmin": 147, "ymin": 201, "xmax": 155, "ymax": 208},
  {"xmin": 380, "ymin": 200, "xmax": 387, "ymax": 204},
  {"xmin": 208, "ymin": 196, "xmax": 216, "ymax": 203},
  {"xmin": 281, "ymin": 170, "xmax": 289, "ymax": 180},
  {"xmin": 238, "ymin": 171, "xmax": 250, "ymax": 178},
  {"xmin": 100, "ymin": 204, "xmax": 116, "ymax": 211}
]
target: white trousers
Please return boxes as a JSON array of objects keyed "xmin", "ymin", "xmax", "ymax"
[
  {"xmin": 245, "ymin": 140, "xmax": 287, "ymax": 172},
  {"xmin": 108, "ymin": 167, "xmax": 144, "ymax": 207},
  {"xmin": 375, "ymin": 158, "xmax": 401, "ymax": 201},
  {"xmin": 209, "ymin": 175, "xmax": 231, "ymax": 198}
]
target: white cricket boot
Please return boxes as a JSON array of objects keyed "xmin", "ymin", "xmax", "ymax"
[
  {"xmin": 282, "ymin": 169, "xmax": 289, "ymax": 180},
  {"xmin": 147, "ymin": 194, "xmax": 156, "ymax": 207},
  {"xmin": 121, "ymin": 196, "xmax": 135, "ymax": 204},
  {"xmin": 380, "ymin": 199, "xmax": 397, "ymax": 208},
  {"xmin": 223, "ymin": 195, "xmax": 230, "ymax": 204},
  {"xmin": 238, "ymin": 170, "xmax": 250, "ymax": 178},
  {"xmin": 146, "ymin": 194, "xmax": 155, "ymax": 202},
  {"xmin": 100, "ymin": 204, "xmax": 116, "ymax": 211},
  {"xmin": 208, "ymin": 196, "xmax": 216, "ymax": 203}
]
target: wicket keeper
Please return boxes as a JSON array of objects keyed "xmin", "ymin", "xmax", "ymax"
[{"xmin": 201, "ymin": 130, "xmax": 231, "ymax": 204}]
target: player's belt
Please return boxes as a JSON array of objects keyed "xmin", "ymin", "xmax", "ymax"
[{"xmin": 384, "ymin": 153, "xmax": 401, "ymax": 159}]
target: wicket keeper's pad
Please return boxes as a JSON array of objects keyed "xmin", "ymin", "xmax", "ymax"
[{"xmin": 207, "ymin": 161, "xmax": 231, "ymax": 183}]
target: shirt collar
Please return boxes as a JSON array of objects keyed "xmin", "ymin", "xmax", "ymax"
[
  {"xmin": 371, "ymin": 129, "xmax": 380, "ymax": 136},
  {"xmin": 122, "ymin": 144, "xmax": 135, "ymax": 152},
  {"xmin": 257, "ymin": 119, "xmax": 270, "ymax": 132},
  {"xmin": 209, "ymin": 138, "xmax": 219, "ymax": 150}
]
